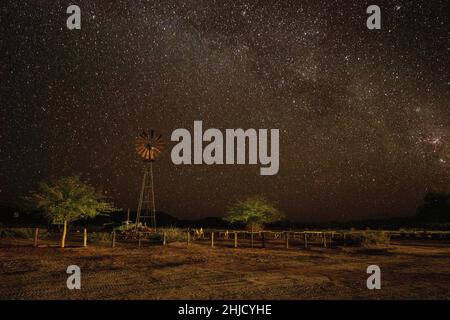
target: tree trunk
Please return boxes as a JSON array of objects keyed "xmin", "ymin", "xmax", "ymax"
[{"xmin": 61, "ymin": 220, "xmax": 67, "ymax": 248}]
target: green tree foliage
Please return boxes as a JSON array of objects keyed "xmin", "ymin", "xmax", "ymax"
[
  {"xmin": 224, "ymin": 197, "xmax": 284, "ymax": 230},
  {"xmin": 31, "ymin": 175, "xmax": 119, "ymax": 225}
]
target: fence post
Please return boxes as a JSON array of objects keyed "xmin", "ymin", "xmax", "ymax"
[
  {"xmin": 187, "ymin": 230, "xmax": 190, "ymax": 246},
  {"xmin": 251, "ymin": 232, "xmax": 254, "ymax": 248},
  {"xmin": 304, "ymin": 233, "xmax": 308, "ymax": 248},
  {"xmin": 234, "ymin": 232, "xmax": 238, "ymax": 248},
  {"xmin": 138, "ymin": 233, "xmax": 142, "ymax": 248},
  {"xmin": 111, "ymin": 231, "xmax": 116, "ymax": 248},
  {"xmin": 211, "ymin": 232, "xmax": 215, "ymax": 248},
  {"xmin": 163, "ymin": 232, "xmax": 167, "ymax": 246},
  {"xmin": 83, "ymin": 228, "xmax": 87, "ymax": 247},
  {"xmin": 285, "ymin": 232, "xmax": 289, "ymax": 249},
  {"xmin": 323, "ymin": 233, "xmax": 327, "ymax": 248},
  {"xmin": 261, "ymin": 232, "xmax": 266, "ymax": 248},
  {"xmin": 33, "ymin": 228, "xmax": 39, "ymax": 247}
]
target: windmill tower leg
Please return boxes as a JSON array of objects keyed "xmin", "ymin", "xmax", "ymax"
[
  {"xmin": 135, "ymin": 167, "xmax": 147, "ymax": 230},
  {"xmin": 149, "ymin": 161, "xmax": 157, "ymax": 232},
  {"xmin": 135, "ymin": 163, "xmax": 157, "ymax": 233}
]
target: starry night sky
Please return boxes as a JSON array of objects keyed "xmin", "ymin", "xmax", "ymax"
[{"xmin": 1, "ymin": 0, "xmax": 449, "ymax": 222}]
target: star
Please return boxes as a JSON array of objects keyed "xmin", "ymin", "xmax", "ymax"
[{"xmin": 0, "ymin": 1, "xmax": 448, "ymax": 222}]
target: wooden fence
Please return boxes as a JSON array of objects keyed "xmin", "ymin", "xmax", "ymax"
[
  {"xmin": 2, "ymin": 227, "xmax": 450, "ymax": 250},
  {"xmin": 190, "ymin": 230, "xmax": 343, "ymax": 249},
  {"xmin": 183, "ymin": 229, "xmax": 450, "ymax": 249}
]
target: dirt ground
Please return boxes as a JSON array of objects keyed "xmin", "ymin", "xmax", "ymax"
[{"xmin": 1, "ymin": 238, "xmax": 449, "ymax": 300}]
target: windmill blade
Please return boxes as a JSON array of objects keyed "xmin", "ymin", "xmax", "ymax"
[
  {"xmin": 139, "ymin": 131, "xmax": 148, "ymax": 140},
  {"xmin": 135, "ymin": 129, "xmax": 165, "ymax": 161}
]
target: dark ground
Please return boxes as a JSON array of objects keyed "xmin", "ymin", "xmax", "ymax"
[{"xmin": 1, "ymin": 237, "xmax": 449, "ymax": 300}]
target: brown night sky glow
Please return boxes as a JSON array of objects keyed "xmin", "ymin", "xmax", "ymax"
[{"xmin": 1, "ymin": 0, "xmax": 449, "ymax": 221}]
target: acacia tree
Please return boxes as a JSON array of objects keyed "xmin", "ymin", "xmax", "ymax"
[
  {"xmin": 31, "ymin": 175, "xmax": 119, "ymax": 248},
  {"xmin": 224, "ymin": 197, "xmax": 284, "ymax": 231}
]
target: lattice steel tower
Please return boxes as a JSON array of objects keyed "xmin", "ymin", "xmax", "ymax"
[{"xmin": 135, "ymin": 130, "xmax": 165, "ymax": 232}]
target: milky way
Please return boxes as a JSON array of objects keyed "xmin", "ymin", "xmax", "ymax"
[{"xmin": 1, "ymin": 0, "xmax": 449, "ymax": 221}]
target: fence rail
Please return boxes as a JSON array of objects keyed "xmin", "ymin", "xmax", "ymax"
[{"xmin": 1, "ymin": 226, "xmax": 450, "ymax": 249}]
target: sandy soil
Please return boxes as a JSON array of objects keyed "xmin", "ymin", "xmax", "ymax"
[{"xmin": 0, "ymin": 238, "xmax": 449, "ymax": 300}]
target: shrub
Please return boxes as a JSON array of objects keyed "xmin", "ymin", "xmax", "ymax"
[
  {"xmin": 245, "ymin": 222, "xmax": 263, "ymax": 232},
  {"xmin": 0, "ymin": 228, "xmax": 50, "ymax": 239},
  {"xmin": 158, "ymin": 227, "xmax": 186, "ymax": 243},
  {"xmin": 0, "ymin": 228, "xmax": 20, "ymax": 238},
  {"xmin": 346, "ymin": 231, "xmax": 390, "ymax": 247},
  {"xmin": 88, "ymin": 232, "xmax": 112, "ymax": 243}
]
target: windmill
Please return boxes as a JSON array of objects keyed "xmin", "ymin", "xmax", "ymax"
[{"xmin": 134, "ymin": 130, "xmax": 165, "ymax": 232}]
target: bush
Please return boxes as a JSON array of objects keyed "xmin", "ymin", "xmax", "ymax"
[
  {"xmin": 158, "ymin": 227, "xmax": 186, "ymax": 243},
  {"xmin": 246, "ymin": 222, "xmax": 263, "ymax": 232},
  {"xmin": 88, "ymin": 232, "xmax": 112, "ymax": 243},
  {"xmin": 0, "ymin": 228, "xmax": 49, "ymax": 239},
  {"xmin": 347, "ymin": 231, "xmax": 390, "ymax": 247}
]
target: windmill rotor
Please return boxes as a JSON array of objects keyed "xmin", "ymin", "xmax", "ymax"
[{"xmin": 135, "ymin": 129, "xmax": 165, "ymax": 161}]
